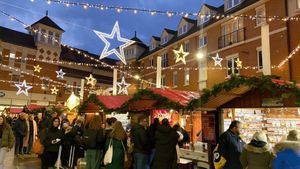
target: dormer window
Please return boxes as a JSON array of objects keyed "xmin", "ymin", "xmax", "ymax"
[
  {"xmin": 225, "ymin": 0, "xmax": 241, "ymax": 11},
  {"xmin": 162, "ymin": 36, "xmax": 169, "ymax": 45},
  {"xmin": 150, "ymin": 43, "xmax": 156, "ymax": 51},
  {"xmin": 179, "ymin": 24, "xmax": 188, "ymax": 36},
  {"xmin": 199, "ymin": 11, "xmax": 210, "ymax": 25}
]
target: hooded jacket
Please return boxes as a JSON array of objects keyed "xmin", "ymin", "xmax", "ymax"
[
  {"xmin": 132, "ymin": 124, "xmax": 150, "ymax": 154},
  {"xmin": 274, "ymin": 141, "xmax": 300, "ymax": 169},
  {"xmin": 151, "ymin": 125, "xmax": 179, "ymax": 169},
  {"xmin": 240, "ymin": 140, "xmax": 274, "ymax": 169},
  {"xmin": 0, "ymin": 124, "xmax": 15, "ymax": 149}
]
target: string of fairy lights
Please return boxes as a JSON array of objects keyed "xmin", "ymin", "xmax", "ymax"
[{"xmin": 27, "ymin": 0, "xmax": 300, "ymax": 22}]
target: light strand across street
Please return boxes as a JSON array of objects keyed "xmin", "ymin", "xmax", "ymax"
[
  {"xmin": 29, "ymin": 0, "xmax": 300, "ymax": 22},
  {"xmin": 278, "ymin": 43, "xmax": 300, "ymax": 67}
]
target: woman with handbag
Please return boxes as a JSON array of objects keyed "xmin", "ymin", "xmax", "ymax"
[
  {"xmin": 40, "ymin": 117, "xmax": 63, "ymax": 169},
  {"xmin": 104, "ymin": 121, "xmax": 127, "ymax": 169},
  {"xmin": 0, "ymin": 115, "xmax": 15, "ymax": 169}
]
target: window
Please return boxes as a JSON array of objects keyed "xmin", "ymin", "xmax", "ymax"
[
  {"xmin": 149, "ymin": 58, "xmax": 154, "ymax": 67},
  {"xmin": 148, "ymin": 79, "xmax": 153, "ymax": 87},
  {"xmin": 184, "ymin": 70, "xmax": 190, "ymax": 86},
  {"xmin": 226, "ymin": 0, "xmax": 241, "ymax": 10},
  {"xmin": 9, "ymin": 53, "xmax": 15, "ymax": 62},
  {"xmin": 65, "ymin": 86, "xmax": 72, "ymax": 94},
  {"xmin": 173, "ymin": 71, "xmax": 178, "ymax": 87},
  {"xmin": 48, "ymin": 31, "xmax": 53, "ymax": 44},
  {"xmin": 199, "ymin": 11, "xmax": 210, "ymax": 25},
  {"xmin": 41, "ymin": 29, "xmax": 47, "ymax": 42},
  {"xmin": 184, "ymin": 41, "xmax": 190, "ymax": 52},
  {"xmin": 21, "ymin": 56, "xmax": 26, "ymax": 64},
  {"xmin": 162, "ymin": 36, "xmax": 169, "ymax": 44},
  {"xmin": 198, "ymin": 35, "xmax": 208, "ymax": 48},
  {"xmin": 298, "ymin": 0, "xmax": 300, "ymax": 9},
  {"xmin": 179, "ymin": 24, "xmax": 188, "ymax": 35},
  {"xmin": 55, "ymin": 34, "xmax": 60, "ymax": 46},
  {"xmin": 11, "ymin": 74, "xmax": 20, "ymax": 82},
  {"xmin": 162, "ymin": 53, "xmax": 168, "ymax": 67},
  {"xmin": 256, "ymin": 6, "xmax": 266, "ymax": 26},
  {"xmin": 227, "ymin": 56, "xmax": 240, "ymax": 76},
  {"xmin": 41, "ymin": 79, "xmax": 49, "ymax": 90},
  {"xmin": 161, "ymin": 75, "xmax": 166, "ymax": 87},
  {"xmin": 150, "ymin": 43, "xmax": 156, "ymax": 50},
  {"xmin": 257, "ymin": 48, "xmax": 263, "ymax": 70}
]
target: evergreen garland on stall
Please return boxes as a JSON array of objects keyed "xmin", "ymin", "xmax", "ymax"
[
  {"xmin": 188, "ymin": 75, "xmax": 300, "ymax": 110},
  {"xmin": 77, "ymin": 94, "xmax": 111, "ymax": 114}
]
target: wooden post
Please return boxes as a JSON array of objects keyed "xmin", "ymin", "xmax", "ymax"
[
  {"xmin": 80, "ymin": 79, "xmax": 84, "ymax": 101},
  {"xmin": 156, "ymin": 56, "xmax": 162, "ymax": 88},
  {"xmin": 113, "ymin": 69, "xmax": 118, "ymax": 95}
]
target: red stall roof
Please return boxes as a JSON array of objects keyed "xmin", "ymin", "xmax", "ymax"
[
  {"xmin": 7, "ymin": 108, "xmax": 23, "ymax": 114},
  {"xmin": 97, "ymin": 95, "xmax": 132, "ymax": 109},
  {"xmin": 148, "ymin": 88, "xmax": 200, "ymax": 106},
  {"xmin": 27, "ymin": 104, "xmax": 45, "ymax": 111}
]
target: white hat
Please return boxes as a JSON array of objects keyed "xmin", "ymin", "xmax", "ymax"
[{"xmin": 253, "ymin": 131, "xmax": 268, "ymax": 143}]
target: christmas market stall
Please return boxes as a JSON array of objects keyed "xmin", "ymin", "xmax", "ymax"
[
  {"xmin": 78, "ymin": 94, "xmax": 132, "ymax": 124},
  {"xmin": 188, "ymin": 75, "xmax": 300, "ymax": 167}
]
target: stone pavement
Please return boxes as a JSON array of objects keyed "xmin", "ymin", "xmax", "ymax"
[{"xmin": 3, "ymin": 149, "xmax": 40, "ymax": 169}]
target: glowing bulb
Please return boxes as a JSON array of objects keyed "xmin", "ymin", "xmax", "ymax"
[
  {"xmin": 47, "ymin": 0, "xmax": 51, "ymax": 5},
  {"xmin": 196, "ymin": 52, "xmax": 204, "ymax": 59},
  {"xmin": 134, "ymin": 10, "xmax": 138, "ymax": 14},
  {"xmin": 134, "ymin": 75, "xmax": 140, "ymax": 80},
  {"xmin": 83, "ymin": 5, "xmax": 88, "ymax": 9}
]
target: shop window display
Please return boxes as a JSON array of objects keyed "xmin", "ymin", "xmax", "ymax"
[{"xmin": 222, "ymin": 108, "xmax": 300, "ymax": 144}]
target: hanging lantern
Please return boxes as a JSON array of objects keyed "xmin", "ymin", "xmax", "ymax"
[{"xmin": 65, "ymin": 92, "xmax": 80, "ymax": 110}]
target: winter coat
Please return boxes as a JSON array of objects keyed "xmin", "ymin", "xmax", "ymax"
[
  {"xmin": 148, "ymin": 123, "xmax": 158, "ymax": 149},
  {"xmin": 40, "ymin": 127, "xmax": 64, "ymax": 152},
  {"xmin": 151, "ymin": 125, "xmax": 179, "ymax": 169},
  {"xmin": 14, "ymin": 118, "xmax": 27, "ymax": 137},
  {"xmin": 240, "ymin": 140, "xmax": 274, "ymax": 169},
  {"xmin": 82, "ymin": 129, "xmax": 104, "ymax": 150},
  {"xmin": 23, "ymin": 120, "xmax": 30, "ymax": 147},
  {"xmin": 274, "ymin": 141, "xmax": 300, "ymax": 169},
  {"xmin": 0, "ymin": 124, "xmax": 15, "ymax": 149},
  {"xmin": 105, "ymin": 137, "xmax": 126, "ymax": 169},
  {"xmin": 132, "ymin": 124, "xmax": 150, "ymax": 154},
  {"xmin": 219, "ymin": 130, "xmax": 245, "ymax": 169}
]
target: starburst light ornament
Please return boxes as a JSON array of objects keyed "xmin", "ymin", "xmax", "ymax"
[
  {"xmin": 85, "ymin": 74, "xmax": 97, "ymax": 87},
  {"xmin": 15, "ymin": 80, "xmax": 33, "ymax": 96},
  {"xmin": 235, "ymin": 58, "xmax": 243, "ymax": 68},
  {"xmin": 56, "ymin": 69, "xmax": 66, "ymax": 79},
  {"xmin": 212, "ymin": 53, "xmax": 223, "ymax": 67},
  {"xmin": 117, "ymin": 76, "xmax": 131, "ymax": 95},
  {"xmin": 51, "ymin": 86, "xmax": 59, "ymax": 95},
  {"xmin": 94, "ymin": 21, "xmax": 135, "ymax": 65},
  {"xmin": 173, "ymin": 45, "xmax": 189, "ymax": 64},
  {"xmin": 33, "ymin": 65, "xmax": 42, "ymax": 73}
]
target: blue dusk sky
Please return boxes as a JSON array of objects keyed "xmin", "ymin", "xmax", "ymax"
[{"xmin": 0, "ymin": 0, "xmax": 223, "ymax": 56}]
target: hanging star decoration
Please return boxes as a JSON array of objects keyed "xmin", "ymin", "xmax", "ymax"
[
  {"xmin": 235, "ymin": 58, "xmax": 243, "ymax": 68},
  {"xmin": 212, "ymin": 53, "xmax": 223, "ymax": 67},
  {"xmin": 65, "ymin": 92, "xmax": 80, "ymax": 110},
  {"xmin": 173, "ymin": 45, "xmax": 189, "ymax": 64},
  {"xmin": 15, "ymin": 80, "xmax": 33, "ymax": 96},
  {"xmin": 51, "ymin": 86, "xmax": 59, "ymax": 95},
  {"xmin": 56, "ymin": 69, "xmax": 66, "ymax": 79},
  {"xmin": 85, "ymin": 74, "xmax": 97, "ymax": 87},
  {"xmin": 94, "ymin": 21, "xmax": 135, "ymax": 65},
  {"xmin": 33, "ymin": 65, "xmax": 42, "ymax": 73},
  {"xmin": 117, "ymin": 76, "xmax": 131, "ymax": 95}
]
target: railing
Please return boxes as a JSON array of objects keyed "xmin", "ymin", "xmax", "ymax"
[{"xmin": 218, "ymin": 28, "xmax": 245, "ymax": 49}]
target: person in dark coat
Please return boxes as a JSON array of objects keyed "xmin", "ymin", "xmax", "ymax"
[
  {"xmin": 274, "ymin": 130, "xmax": 300, "ymax": 169},
  {"xmin": 40, "ymin": 117, "xmax": 64, "ymax": 169},
  {"xmin": 132, "ymin": 115, "xmax": 150, "ymax": 169},
  {"xmin": 61, "ymin": 120, "xmax": 76, "ymax": 169},
  {"xmin": 83, "ymin": 115, "xmax": 105, "ymax": 169},
  {"xmin": 219, "ymin": 120, "xmax": 245, "ymax": 169},
  {"xmin": 14, "ymin": 113, "xmax": 27, "ymax": 155},
  {"xmin": 148, "ymin": 118, "xmax": 159, "ymax": 165},
  {"xmin": 152, "ymin": 118, "xmax": 179, "ymax": 169},
  {"xmin": 73, "ymin": 119, "xmax": 85, "ymax": 167}
]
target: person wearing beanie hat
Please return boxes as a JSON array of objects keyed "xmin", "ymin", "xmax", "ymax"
[
  {"xmin": 240, "ymin": 131, "xmax": 274, "ymax": 169},
  {"xmin": 274, "ymin": 130, "xmax": 300, "ymax": 169}
]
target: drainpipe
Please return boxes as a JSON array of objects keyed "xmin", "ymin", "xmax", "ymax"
[{"xmin": 284, "ymin": 0, "xmax": 293, "ymax": 81}]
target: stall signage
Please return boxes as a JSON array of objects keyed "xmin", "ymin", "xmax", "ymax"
[
  {"xmin": 0, "ymin": 92, "xmax": 5, "ymax": 97},
  {"xmin": 262, "ymin": 98, "xmax": 283, "ymax": 107},
  {"xmin": 151, "ymin": 109, "xmax": 175, "ymax": 125}
]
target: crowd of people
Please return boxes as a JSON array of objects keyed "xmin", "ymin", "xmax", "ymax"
[
  {"xmin": 217, "ymin": 120, "xmax": 300, "ymax": 169},
  {"xmin": 1, "ymin": 111, "xmax": 300, "ymax": 169}
]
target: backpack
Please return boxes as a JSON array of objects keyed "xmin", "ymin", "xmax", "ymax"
[
  {"xmin": 213, "ymin": 144, "xmax": 227, "ymax": 169},
  {"xmin": 82, "ymin": 129, "xmax": 97, "ymax": 149}
]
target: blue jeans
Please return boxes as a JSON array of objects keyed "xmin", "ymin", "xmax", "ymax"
[
  {"xmin": 149, "ymin": 149, "xmax": 155, "ymax": 167},
  {"xmin": 27, "ymin": 134, "xmax": 34, "ymax": 153},
  {"xmin": 15, "ymin": 135, "xmax": 24, "ymax": 155},
  {"xmin": 134, "ymin": 153, "xmax": 149, "ymax": 169}
]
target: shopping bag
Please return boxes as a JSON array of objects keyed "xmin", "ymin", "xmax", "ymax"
[
  {"xmin": 54, "ymin": 146, "xmax": 62, "ymax": 169},
  {"xmin": 213, "ymin": 144, "xmax": 227, "ymax": 169},
  {"xmin": 31, "ymin": 137, "xmax": 44, "ymax": 155},
  {"xmin": 104, "ymin": 139, "xmax": 113, "ymax": 165}
]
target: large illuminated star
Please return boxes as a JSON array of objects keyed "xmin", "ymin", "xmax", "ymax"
[
  {"xmin": 173, "ymin": 45, "xmax": 189, "ymax": 65},
  {"xmin": 51, "ymin": 86, "xmax": 59, "ymax": 95},
  {"xmin": 235, "ymin": 58, "xmax": 243, "ymax": 68},
  {"xmin": 85, "ymin": 74, "xmax": 97, "ymax": 87},
  {"xmin": 94, "ymin": 21, "xmax": 135, "ymax": 65},
  {"xmin": 117, "ymin": 76, "xmax": 131, "ymax": 95},
  {"xmin": 15, "ymin": 80, "xmax": 33, "ymax": 96},
  {"xmin": 212, "ymin": 53, "xmax": 223, "ymax": 67},
  {"xmin": 56, "ymin": 69, "xmax": 66, "ymax": 79}
]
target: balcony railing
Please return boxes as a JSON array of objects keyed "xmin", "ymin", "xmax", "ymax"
[{"xmin": 218, "ymin": 28, "xmax": 245, "ymax": 49}]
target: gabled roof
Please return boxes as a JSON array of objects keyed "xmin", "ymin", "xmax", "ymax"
[
  {"xmin": 130, "ymin": 36, "xmax": 148, "ymax": 49},
  {"xmin": 152, "ymin": 36, "xmax": 160, "ymax": 41},
  {"xmin": 164, "ymin": 28, "xmax": 177, "ymax": 35},
  {"xmin": 0, "ymin": 26, "xmax": 36, "ymax": 49},
  {"xmin": 31, "ymin": 16, "xmax": 64, "ymax": 32},
  {"xmin": 182, "ymin": 17, "xmax": 197, "ymax": 24},
  {"xmin": 204, "ymin": 4, "xmax": 219, "ymax": 11}
]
